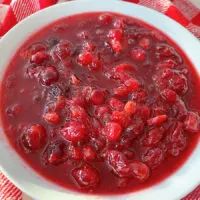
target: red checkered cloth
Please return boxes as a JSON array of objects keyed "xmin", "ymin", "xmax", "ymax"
[{"xmin": 0, "ymin": 0, "xmax": 199, "ymax": 199}]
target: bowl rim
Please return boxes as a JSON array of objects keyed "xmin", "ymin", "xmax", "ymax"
[{"xmin": 0, "ymin": 0, "xmax": 200, "ymax": 200}]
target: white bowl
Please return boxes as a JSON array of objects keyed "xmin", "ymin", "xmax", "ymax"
[{"xmin": 0, "ymin": 0, "xmax": 200, "ymax": 200}]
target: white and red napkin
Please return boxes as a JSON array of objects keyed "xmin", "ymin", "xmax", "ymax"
[{"xmin": 0, "ymin": 0, "xmax": 199, "ymax": 199}]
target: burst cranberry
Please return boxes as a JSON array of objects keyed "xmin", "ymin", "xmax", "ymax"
[
  {"xmin": 72, "ymin": 165, "xmax": 100, "ymax": 188},
  {"xmin": 70, "ymin": 105, "xmax": 87, "ymax": 120},
  {"xmin": 90, "ymin": 90, "xmax": 105, "ymax": 105},
  {"xmin": 21, "ymin": 124, "xmax": 46, "ymax": 151},
  {"xmin": 78, "ymin": 51, "xmax": 93, "ymax": 66},
  {"xmin": 110, "ymin": 39, "xmax": 122, "ymax": 53},
  {"xmin": 103, "ymin": 122, "xmax": 122, "ymax": 141},
  {"xmin": 138, "ymin": 37, "xmax": 151, "ymax": 49},
  {"xmin": 143, "ymin": 128, "xmax": 164, "ymax": 147},
  {"xmin": 54, "ymin": 96, "xmax": 66, "ymax": 110},
  {"xmin": 142, "ymin": 147, "xmax": 164, "ymax": 168},
  {"xmin": 184, "ymin": 112, "xmax": 200, "ymax": 132},
  {"xmin": 68, "ymin": 144, "xmax": 82, "ymax": 160},
  {"xmin": 113, "ymin": 85, "xmax": 129, "ymax": 97},
  {"xmin": 109, "ymin": 98, "xmax": 124, "ymax": 111},
  {"xmin": 70, "ymin": 74, "xmax": 80, "ymax": 85},
  {"xmin": 131, "ymin": 47, "xmax": 146, "ymax": 62},
  {"xmin": 106, "ymin": 150, "xmax": 130, "ymax": 177},
  {"xmin": 98, "ymin": 13, "xmax": 112, "ymax": 25},
  {"xmin": 124, "ymin": 78, "xmax": 139, "ymax": 92},
  {"xmin": 147, "ymin": 115, "xmax": 167, "ymax": 126},
  {"xmin": 61, "ymin": 121, "xmax": 86, "ymax": 143},
  {"xmin": 83, "ymin": 145, "xmax": 97, "ymax": 161},
  {"xmin": 43, "ymin": 141, "xmax": 67, "ymax": 165},
  {"xmin": 111, "ymin": 111, "xmax": 130, "ymax": 128},
  {"xmin": 114, "ymin": 63, "xmax": 135, "ymax": 73},
  {"xmin": 31, "ymin": 51, "xmax": 49, "ymax": 64},
  {"xmin": 161, "ymin": 88, "xmax": 177, "ymax": 103},
  {"xmin": 39, "ymin": 66, "xmax": 59, "ymax": 86},
  {"xmin": 43, "ymin": 112, "xmax": 60, "ymax": 125},
  {"xmin": 108, "ymin": 29, "xmax": 123, "ymax": 41},
  {"xmin": 124, "ymin": 101, "xmax": 137, "ymax": 116},
  {"xmin": 129, "ymin": 161, "xmax": 150, "ymax": 181}
]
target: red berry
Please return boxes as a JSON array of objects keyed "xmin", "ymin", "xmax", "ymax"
[
  {"xmin": 43, "ymin": 112, "xmax": 60, "ymax": 125},
  {"xmin": 106, "ymin": 150, "xmax": 130, "ymax": 178},
  {"xmin": 70, "ymin": 74, "xmax": 80, "ymax": 85},
  {"xmin": 143, "ymin": 128, "xmax": 164, "ymax": 147},
  {"xmin": 61, "ymin": 121, "xmax": 86, "ymax": 143},
  {"xmin": 31, "ymin": 51, "xmax": 49, "ymax": 64},
  {"xmin": 124, "ymin": 78, "xmax": 139, "ymax": 92},
  {"xmin": 108, "ymin": 29, "xmax": 123, "ymax": 41},
  {"xmin": 109, "ymin": 98, "xmax": 124, "ymax": 111},
  {"xmin": 111, "ymin": 111, "xmax": 130, "ymax": 127},
  {"xmin": 54, "ymin": 96, "xmax": 66, "ymax": 110},
  {"xmin": 72, "ymin": 165, "xmax": 100, "ymax": 188},
  {"xmin": 68, "ymin": 144, "xmax": 82, "ymax": 160},
  {"xmin": 39, "ymin": 66, "xmax": 59, "ymax": 86},
  {"xmin": 129, "ymin": 161, "xmax": 150, "ymax": 181},
  {"xmin": 124, "ymin": 101, "xmax": 137, "ymax": 116},
  {"xmin": 98, "ymin": 13, "xmax": 112, "ymax": 25},
  {"xmin": 147, "ymin": 115, "xmax": 167, "ymax": 126},
  {"xmin": 131, "ymin": 47, "xmax": 146, "ymax": 62},
  {"xmin": 138, "ymin": 37, "xmax": 151, "ymax": 49},
  {"xmin": 142, "ymin": 147, "xmax": 164, "ymax": 168},
  {"xmin": 161, "ymin": 89, "xmax": 177, "ymax": 103},
  {"xmin": 21, "ymin": 124, "xmax": 46, "ymax": 151},
  {"xmin": 184, "ymin": 112, "xmax": 200, "ymax": 132},
  {"xmin": 90, "ymin": 89, "xmax": 105, "ymax": 105},
  {"xmin": 103, "ymin": 122, "xmax": 122, "ymax": 141},
  {"xmin": 78, "ymin": 51, "xmax": 93, "ymax": 66},
  {"xmin": 43, "ymin": 141, "xmax": 67, "ymax": 165},
  {"xmin": 110, "ymin": 39, "xmax": 122, "ymax": 53},
  {"xmin": 83, "ymin": 145, "xmax": 97, "ymax": 161},
  {"xmin": 113, "ymin": 85, "xmax": 129, "ymax": 97}
]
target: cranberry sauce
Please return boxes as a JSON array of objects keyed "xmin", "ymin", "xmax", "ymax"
[{"xmin": 0, "ymin": 12, "xmax": 200, "ymax": 194}]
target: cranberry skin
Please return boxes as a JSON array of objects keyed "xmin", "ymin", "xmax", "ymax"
[
  {"xmin": 108, "ymin": 29, "xmax": 123, "ymax": 41},
  {"xmin": 114, "ymin": 63, "xmax": 135, "ymax": 73},
  {"xmin": 124, "ymin": 78, "xmax": 139, "ymax": 92},
  {"xmin": 110, "ymin": 39, "xmax": 122, "ymax": 53},
  {"xmin": 51, "ymin": 40, "xmax": 72, "ymax": 61},
  {"xmin": 31, "ymin": 51, "xmax": 49, "ymax": 64},
  {"xmin": 143, "ymin": 128, "xmax": 164, "ymax": 147},
  {"xmin": 68, "ymin": 144, "xmax": 83, "ymax": 160},
  {"xmin": 43, "ymin": 141, "xmax": 67, "ymax": 165},
  {"xmin": 184, "ymin": 112, "xmax": 200, "ymax": 132},
  {"xmin": 147, "ymin": 115, "xmax": 167, "ymax": 127},
  {"xmin": 129, "ymin": 161, "xmax": 150, "ymax": 181},
  {"xmin": 124, "ymin": 101, "xmax": 137, "ymax": 116},
  {"xmin": 39, "ymin": 66, "xmax": 59, "ymax": 86},
  {"xmin": 142, "ymin": 147, "xmax": 164, "ymax": 169},
  {"xmin": 109, "ymin": 98, "xmax": 124, "ymax": 111},
  {"xmin": 78, "ymin": 51, "xmax": 93, "ymax": 66},
  {"xmin": 21, "ymin": 124, "xmax": 46, "ymax": 151},
  {"xmin": 72, "ymin": 165, "xmax": 100, "ymax": 188},
  {"xmin": 98, "ymin": 13, "xmax": 112, "ymax": 25},
  {"xmin": 90, "ymin": 90, "xmax": 105, "ymax": 105},
  {"xmin": 106, "ymin": 150, "xmax": 130, "ymax": 178},
  {"xmin": 61, "ymin": 121, "xmax": 86, "ymax": 143},
  {"xmin": 131, "ymin": 47, "xmax": 146, "ymax": 62},
  {"xmin": 43, "ymin": 112, "xmax": 60, "ymax": 125},
  {"xmin": 83, "ymin": 145, "xmax": 97, "ymax": 161},
  {"xmin": 138, "ymin": 37, "xmax": 151, "ymax": 49},
  {"xmin": 111, "ymin": 111, "xmax": 130, "ymax": 128},
  {"xmin": 103, "ymin": 122, "xmax": 122, "ymax": 141},
  {"xmin": 70, "ymin": 105, "xmax": 88, "ymax": 121},
  {"xmin": 161, "ymin": 89, "xmax": 177, "ymax": 103}
]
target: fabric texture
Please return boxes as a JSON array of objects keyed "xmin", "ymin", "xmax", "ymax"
[{"xmin": 0, "ymin": 0, "xmax": 199, "ymax": 199}]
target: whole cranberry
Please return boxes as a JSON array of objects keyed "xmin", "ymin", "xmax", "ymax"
[
  {"xmin": 39, "ymin": 66, "xmax": 59, "ymax": 86},
  {"xmin": 61, "ymin": 121, "xmax": 86, "ymax": 143},
  {"xmin": 103, "ymin": 122, "xmax": 122, "ymax": 141},
  {"xmin": 72, "ymin": 164, "xmax": 100, "ymax": 188},
  {"xmin": 20, "ymin": 124, "xmax": 46, "ymax": 151}
]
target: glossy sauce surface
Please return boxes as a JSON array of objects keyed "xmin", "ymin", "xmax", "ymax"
[{"xmin": 1, "ymin": 12, "xmax": 200, "ymax": 194}]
